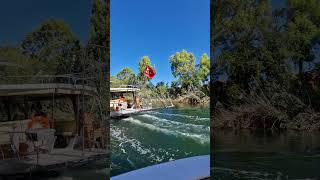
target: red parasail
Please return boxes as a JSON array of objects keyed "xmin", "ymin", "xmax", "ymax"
[{"xmin": 143, "ymin": 65, "xmax": 155, "ymax": 79}]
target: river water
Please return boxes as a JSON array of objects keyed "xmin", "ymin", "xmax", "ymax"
[
  {"xmin": 110, "ymin": 105, "xmax": 210, "ymax": 177},
  {"xmin": 212, "ymin": 130, "xmax": 320, "ymax": 179}
]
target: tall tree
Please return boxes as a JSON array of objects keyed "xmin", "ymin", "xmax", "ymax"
[
  {"xmin": 285, "ymin": 0, "xmax": 320, "ymax": 88},
  {"xmin": 21, "ymin": 19, "xmax": 81, "ymax": 74},
  {"xmin": 116, "ymin": 67, "xmax": 135, "ymax": 85},
  {"xmin": 88, "ymin": 0, "xmax": 108, "ymax": 63},
  {"xmin": 87, "ymin": 0, "xmax": 109, "ymax": 122},
  {"xmin": 214, "ymin": 0, "xmax": 288, "ymax": 92},
  {"xmin": 137, "ymin": 56, "xmax": 154, "ymax": 84},
  {"xmin": 198, "ymin": 53, "xmax": 210, "ymax": 84},
  {"xmin": 169, "ymin": 50, "xmax": 196, "ymax": 90}
]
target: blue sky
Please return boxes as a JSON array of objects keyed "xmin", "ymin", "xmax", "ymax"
[
  {"xmin": 110, "ymin": 0, "xmax": 210, "ymax": 84},
  {"xmin": 0, "ymin": 0, "xmax": 91, "ymax": 45}
]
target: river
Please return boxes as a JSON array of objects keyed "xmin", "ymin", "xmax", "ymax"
[
  {"xmin": 212, "ymin": 130, "xmax": 320, "ymax": 179},
  {"xmin": 110, "ymin": 105, "xmax": 210, "ymax": 177}
]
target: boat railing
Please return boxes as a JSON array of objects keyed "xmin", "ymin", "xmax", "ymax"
[
  {"xmin": 110, "ymin": 82, "xmax": 139, "ymax": 89},
  {"xmin": 0, "ymin": 128, "xmax": 56, "ymax": 164},
  {"xmin": 0, "ymin": 74, "xmax": 97, "ymax": 87}
]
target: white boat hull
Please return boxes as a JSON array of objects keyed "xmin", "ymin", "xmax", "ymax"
[
  {"xmin": 110, "ymin": 107, "xmax": 153, "ymax": 118},
  {"xmin": 111, "ymin": 155, "xmax": 210, "ymax": 180}
]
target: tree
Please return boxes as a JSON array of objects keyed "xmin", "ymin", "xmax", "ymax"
[
  {"xmin": 116, "ymin": 67, "xmax": 135, "ymax": 85},
  {"xmin": 0, "ymin": 46, "xmax": 45, "ymax": 82},
  {"xmin": 21, "ymin": 19, "xmax": 81, "ymax": 74},
  {"xmin": 155, "ymin": 81, "xmax": 168, "ymax": 96},
  {"xmin": 137, "ymin": 56, "xmax": 155, "ymax": 84},
  {"xmin": 169, "ymin": 81, "xmax": 181, "ymax": 98},
  {"xmin": 87, "ymin": 0, "xmax": 108, "ymax": 63},
  {"xmin": 87, "ymin": 0, "xmax": 109, "ymax": 120},
  {"xmin": 284, "ymin": 0, "xmax": 320, "ymax": 88},
  {"xmin": 198, "ymin": 53, "xmax": 210, "ymax": 84},
  {"xmin": 214, "ymin": 0, "xmax": 289, "ymax": 92},
  {"xmin": 169, "ymin": 50, "xmax": 197, "ymax": 90}
]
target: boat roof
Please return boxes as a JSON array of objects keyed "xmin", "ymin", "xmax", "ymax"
[
  {"xmin": 110, "ymin": 87, "xmax": 140, "ymax": 93},
  {"xmin": 0, "ymin": 83, "xmax": 98, "ymax": 97}
]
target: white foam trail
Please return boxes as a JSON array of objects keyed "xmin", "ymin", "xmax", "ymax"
[
  {"xmin": 148, "ymin": 111, "xmax": 210, "ymax": 121},
  {"xmin": 127, "ymin": 157, "xmax": 135, "ymax": 167},
  {"xmin": 111, "ymin": 125, "xmax": 151, "ymax": 155},
  {"xmin": 111, "ymin": 125, "xmax": 165, "ymax": 161},
  {"xmin": 140, "ymin": 114, "xmax": 209, "ymax": 133},
  {"xmin": 122, "ymin": 117, "xmax": 209, "ymax": 144}
]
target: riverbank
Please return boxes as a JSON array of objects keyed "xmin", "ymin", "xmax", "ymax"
[{"xmin": 213, "ymin": 90, "xmax": 320, "ymax": 132}]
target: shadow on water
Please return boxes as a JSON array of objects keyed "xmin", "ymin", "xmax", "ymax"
[
  {"xmin": 0, "ymin": 160, "xmax": 109, "ymax": 180},
  {"xmin": 212, "ymin": 129, "xmax": 320, "ymax": 179}
]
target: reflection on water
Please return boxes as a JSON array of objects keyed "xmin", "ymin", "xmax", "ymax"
[
  {"xmin": 19, "ymin": 159, "xmax": 109, "ymax": 180},
  {"xmin": 111, "ymin": 106, "xmax": 210, "ymax": 176},
  {"xmin": 212, "ymin": 130, "xmax": 320, "ymax": 179}
]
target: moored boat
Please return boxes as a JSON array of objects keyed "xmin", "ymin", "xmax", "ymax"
[
  {"xmin": 0, "ymin": 77, "xmax": 108, "ymax": 176},
  {"xmin": 110, "ymin": 86, "xmax": 154, "ymax": 118}
]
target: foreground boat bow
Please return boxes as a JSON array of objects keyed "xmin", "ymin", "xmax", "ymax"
[{"xmin": 111, "ymin": 155, "xmax": 210, "ymax": 180}]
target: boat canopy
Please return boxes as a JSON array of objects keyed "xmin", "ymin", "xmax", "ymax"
[
  {"xmin": 110, "ymin": 87, "xmax": 140, "ymax": 93},
  {"xmin": 0, "ymin": 83, "xmax": 98, "ymax": 97}
]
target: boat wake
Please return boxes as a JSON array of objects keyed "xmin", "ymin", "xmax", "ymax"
[
  {"xmin": 111, "ymin": 125, "xmax": 175, "ymax": 164},
  {"xmin": 111, "ymin": 125, "xmax": 153, "ymax": 156},
  {"xmin": 111, "ymin": 108, "xmax": 210, "ymax": 176},
  {"xmin": 122, "ymin": 116, "xmax": 209, "ymax": 144},
  {"xmin": 147, "ymin": 111, "xmax": 210, "ymax": 121},
  {"xmin": 139, "ymin": 114, "xmax": 209, "ymax": 133}
]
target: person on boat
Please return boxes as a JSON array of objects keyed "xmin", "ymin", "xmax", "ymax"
[
  {"xmin": 118, "ymin": 95, "xmax": 127, "ymax": 110},
  {"xmin": 134, "ymin": 96, "xmax": 142, "ymax": 109},
  {"xmin": 119, "ymin": 95, "xmax": 126, "ymax": 103},
  {"xmin": 28, "ymin": 103, "xmax": 50, "ymax": 129},
  {"xmin": 27, "ymin": 111, "xmax": 50, "ymax": 129}
]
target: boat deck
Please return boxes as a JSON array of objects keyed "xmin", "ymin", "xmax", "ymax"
[{"xmin": 0, "ymin": 148, "xmax": 108, "ymax": 175}]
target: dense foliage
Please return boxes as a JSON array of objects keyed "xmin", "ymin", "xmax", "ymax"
[{"xmin": 213, "ymin": 0, "xmax": 320, "ymax": 131}]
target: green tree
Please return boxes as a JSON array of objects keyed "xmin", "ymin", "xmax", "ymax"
[
  {"xmin": 21, "ymin": 19, "xmax": 81, "ymax": 74},
  {"xmin": 116, "ymin": 67, "xmax": 136, "ymax": 85},
  {"xmin": 137, "ymin": 56, "xmax": 155, "ymax": 84},
  {"xmin": 169, "ymin": 50, "xmax": 197, "ymax": 91},
  {"xmin": 214, "ymin": 0, "xmax": 289, "ymax": 92},
  {"xmin": 110, "ymin": 75, "xmax": 122, "ymax": 87},
  {"xmin": 0, "ymin": 46, "xmax": 45, "ymax": 82},
  {"xmin": 87, "ymin": 0, "xmax": 108, "ymax": 62},
  {"xmin": 198, "ymin": 53, "xmax": 210, "ymax": 84},
  {"xmin": 285, "ymin": 0, "xmax": 320, "ymax": 88},
  {"xmin": 169, "ymin": 81, "xmax": 181, "ymax": 97},
  {"xmin": 87, "ymin": 0, "xmax": 109, "ymax": 121},
  {"xmin": 155, "ymin": 81, "xmax": 168, "ymax": 96}
]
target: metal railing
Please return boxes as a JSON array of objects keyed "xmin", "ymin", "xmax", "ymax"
[{"xmin": 0, "ymin": 74, "xmax": 97, "ymax": 87}]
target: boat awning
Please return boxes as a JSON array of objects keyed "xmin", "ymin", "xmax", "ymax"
[
  {"xmin": 110, "ymin": 87, "xmax": 140, "ymax": 93},
  {"xmin": 0, "ymin": 83, "xmax": 98, "ymax": 97}
]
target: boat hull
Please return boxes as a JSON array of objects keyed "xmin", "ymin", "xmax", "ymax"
[{"xmin": 111, "ymin": 155, "xmax": 210, "ymax": 180}]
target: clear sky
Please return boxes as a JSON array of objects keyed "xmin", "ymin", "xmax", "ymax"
[
  {"xmin": 110, "ymin": 0, "xmax": 210, "ymax": 84},
  {"xmin": 0, "ymin": 0, "xmax": 91, "ymax": 45}
]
